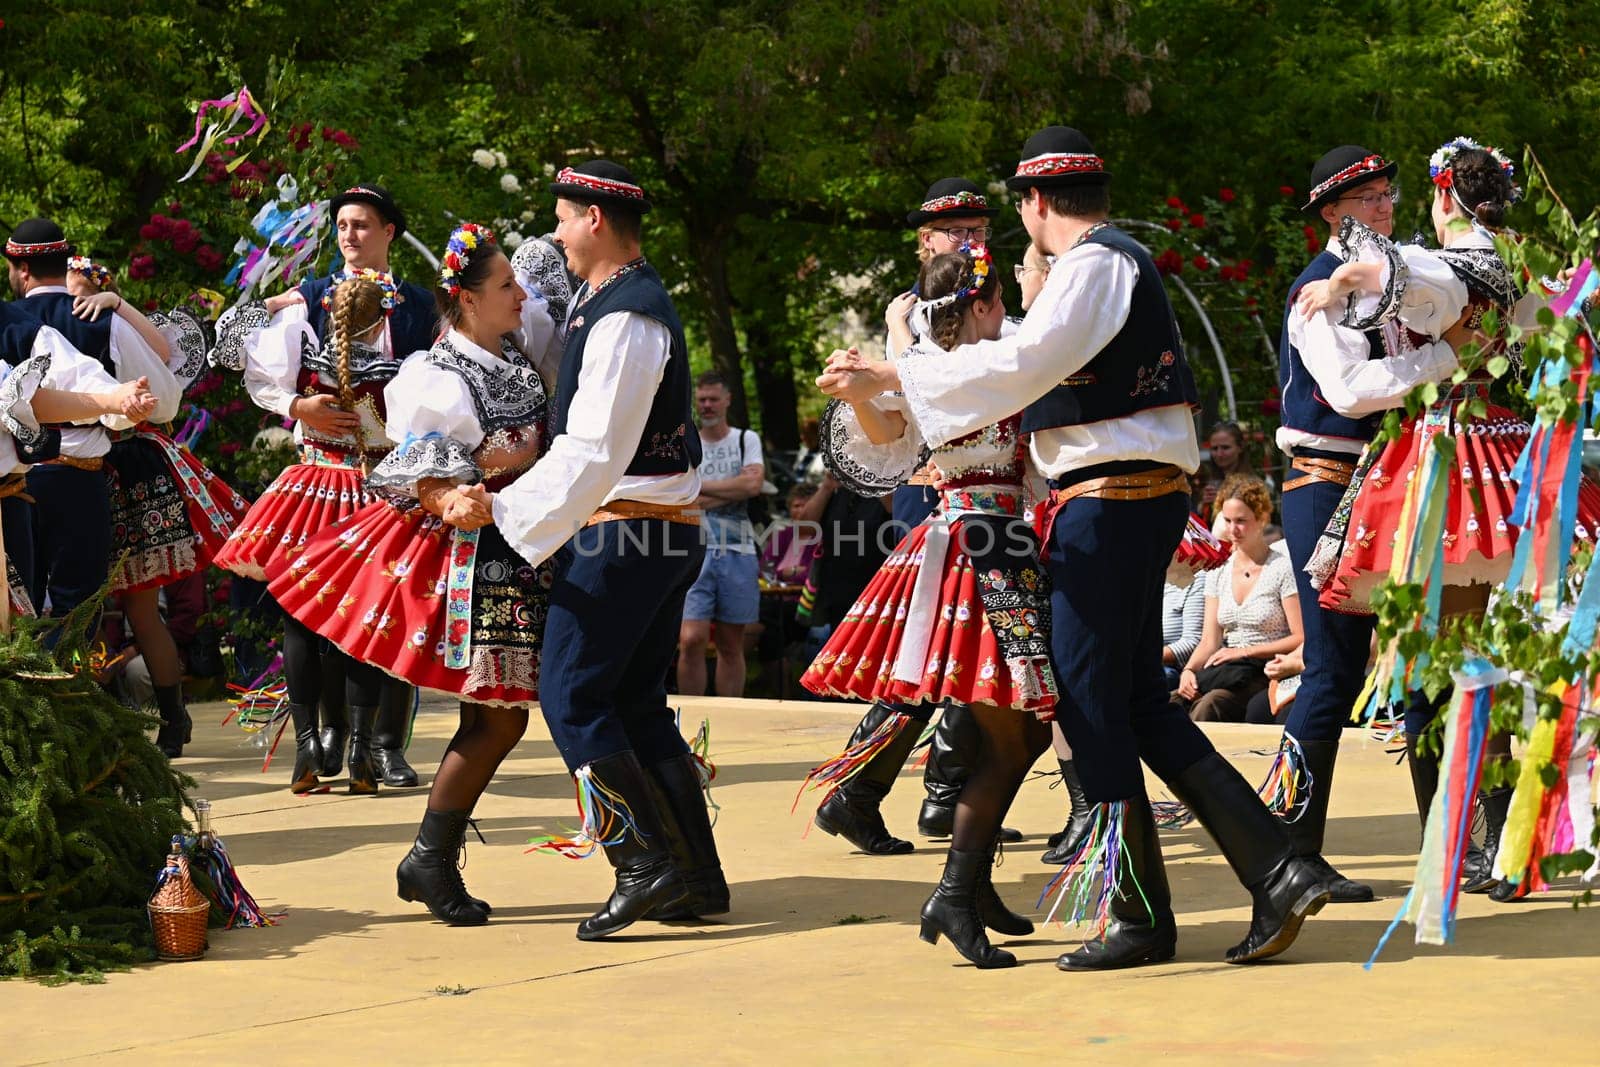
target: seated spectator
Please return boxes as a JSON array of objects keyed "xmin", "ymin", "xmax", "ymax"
[
  {"xmin": 1177, "ymin": 475, "xmax": 1303, "ymax": 722},
  {"xmin": 1246, "ymin": 646, "xmax": 1304, "ymax": 724},
  {"xmin": 756, "ymin": 483, "xmax": 825, "ymax": 692},
  {"xmin": 1161, "ymin": 553, "xmax": 1206, "ymax": 689}
]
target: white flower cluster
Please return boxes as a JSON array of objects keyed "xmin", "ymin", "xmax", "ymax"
[{"xmin": 472, "ymin": 148, "xmax": 510, "ymax": 170}]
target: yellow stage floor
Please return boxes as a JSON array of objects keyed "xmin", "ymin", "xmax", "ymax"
[{"xmin": 4, "ymin": 697, "xmax": 1595, "ymax": 1065}]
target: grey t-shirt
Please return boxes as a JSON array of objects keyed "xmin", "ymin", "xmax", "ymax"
[{"xmin": 698, "ymin": 427, "xmax": 763, "ymax": 552}]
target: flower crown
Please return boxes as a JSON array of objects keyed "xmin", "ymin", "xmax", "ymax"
[
  {"xmin": 1429, "ymin": 136, "xmax": 1521, "ymax": 203},
  {"xmin": 439, "ymin": 223, "xmax": 496, "ymax": 296},
  {"xmin": 67, "ymin": 256, "xmax": 113, "ymax": 291},
  {"xmin": 322, "ymin": 267, "xmax": 401, "ymax": 314},
  {"xmin": 914, "ymin": 243, "xmax": 997, "ymax": 326}
]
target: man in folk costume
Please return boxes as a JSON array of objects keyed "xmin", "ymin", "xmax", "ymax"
[
  {"xmin": 213, "ymin": 184, "xmax": 435, "ymax": 788},
  {"xmin": 812, "ymin": 177, "xmax": 1024, "ymax": 857},
  {"xmin": 1268, "ymin": 147, "xmax": 1469, "ymax": 903},
  {"xmin": 5, "ymin": 219, "xmax": 178, "ymax": 624},
  {"xmin": 464, "ymin": 160, "xmax": 725, "ymax": 939},
  {"xmin": 821, "ymin": 126, "xmax": 1331, "ymax": 969}
]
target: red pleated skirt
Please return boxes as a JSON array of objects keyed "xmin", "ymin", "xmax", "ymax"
[{"xmin": 211, "ymin": 461, "xmax": 371, "ymax": 581}]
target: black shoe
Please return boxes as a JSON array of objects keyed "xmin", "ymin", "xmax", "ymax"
[
  {"xmin": 919, "ymin": 848, "xmax": 1017, "ymax": 969},
  {"xmin": 347, "ymin": 704, "xmax": 380, "ymax": 795},
  {"xmin": 1488, "ymin": 877, "xmax": 1526, "ymax": 903},
  {"xmin": 811, "ymin": 703, "xmax": 920, "ymax": 855},
  {"xmin": 1286, "ymin": 739, "xmax": 1373, "ymax": 903},
  {"xmin": 396, "ymin": 809, "xmax": 489, "ymax": 926},
  {"xmin": 976, "ymin": 844, "xmax": 1032, "ymax": 937},
  {"xmin": 1042, "ymin": 758, "xmax": 1093, "ymax": 863},
  {"xmin": 642, "ymin": 753, "xmax": 730, "ymax": 921},
  {"xmin": 574, "ymin": 752, "xmax": 689, "ymax": 941},
  {"xmin": 373, "ymin": 684, "xmax": 419, "ymax": 787},
  {"xmin": 153, "ymin": 683, "xmax": 188, "ymax": 759},
  {"xmin": 917, "ymin": 705, "xmax": 1018, "ymax": 841},
  {"xmin": 1056, "ymin": 797, "xmax": 1178, "ymax": 971},
  {"xmin": 1167, "ymin": 752, "xmax": 1330, "ymax": 964},
  {"xmin": 286, "ymin": 702, "xmax": 322, "ymax": 794},
  {"xmin": 1462, "ymin": 787, "xmax": 1511, "ymax": 894}
]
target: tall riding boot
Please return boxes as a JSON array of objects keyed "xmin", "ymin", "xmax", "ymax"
[
  {"xmin": 347, "ymin": 704, "xmax": 380, "ymax": 795},
  {"xmin": 1405, "ymin": 732, "xmax": 1440, "ymax": 836},
  {"xmin": 286, "ymin": 702, "xmax": 322, "ymax": 794},
  {"xmin": 153, "ymin": 683, "xmax": 190, "ymax": 759},
  {"xmin": 395, "ymin": 808, "xmax": 489, "ymax": 926},
  {"xmin": 1041, "ymin": 758, "xmax": 1093, "ymax": 863},
  {"xmin": 316, "ymin": 668, "xmax": 348, "ymax": 779},
  {"xmin": 373, "ymin": 683, "xmax": 420, "ymax": 787},
  {"xmin": 1463, "ymin": 787, "xmax": 1512, "ymax": 894},
  {"xmin": 918, "ymin": 848, "xmax": 1017, "ymax": 969},
  {"xmin": 1057, "ymin": 796, "xmax": 1177, "ymax": 970},
  {"xmin": 1168, "ymin": 753, "xmax": 1331, "ymax": 964},
  {"xmin": 920, "ymin": 705, "xmax": 1021, "ymax": 842},
  {"xmin": 642, "ymin": 753, "xmax": 731, "ymax": 921},
  {"xmin": 1288, "ymin": 739, "xmax": 1374, "ymax": 903},
  {"xmin": 575, "ymin": 751, "xmax": 689, "ymax": 941},
  {"xmin": 813, "ymin": 703, "xmax": 921, "ymax": 854}
]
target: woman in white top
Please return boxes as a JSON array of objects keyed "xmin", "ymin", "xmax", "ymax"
[{"xmin": 1178, "ymin": 475, "xmax": 1303, "ymax": 722}]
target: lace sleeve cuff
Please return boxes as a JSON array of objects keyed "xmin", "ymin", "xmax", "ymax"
[
  {"xmin": 0, "ymin": 353, "xmax": 49, "ymax": 450},
  {"xmin": 1336, "ymin": 217, "xmax": 1409, "ymax": 330},
  {"xmin": 365, "ymin": 433, "xmax": 482, "ymax": 497},
  {"xmin": 819, "ymin": 396, "xmax": 927, "ymax": 496},
  {"xmin": 209, "ymin": 300, "xmax": 271, "ymax": 370}
]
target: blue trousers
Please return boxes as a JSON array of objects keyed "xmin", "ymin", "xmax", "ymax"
[
  {"xmin": 2, "ymin": 495, "xmax": 34, "ymax": 599},
  {"xmin": 891, "ymin": 483, "xmax": 937, "ymax": 531},
  {"xmin": 25, "ymin": 463, "xmax": 111, "ymax": 620},
  {"xmin": 538, "ymin": 518, "xmax": 706, "ymax": 771},
  {"xmin": 1279, "ymin": 467, "xmax": 1375, "ymax": 745},
  {"xmin": 1048, "ymin": 488, "xmax": 1214, "ymax": 802}
]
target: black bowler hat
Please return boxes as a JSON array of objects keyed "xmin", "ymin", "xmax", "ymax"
[
  {"xmin": 4, "ymin": 217, "xmax": 71, "ymax": 261},
  {"xmin": 1303, "ymin": 146, "xmax": 1397, "ymax": 212},
  {"xmin": 906, "ymin": 178, "xmax": 1000, "ymax": 226},
  {"xmin": 549, "ymin": 160, "xmax": 652, "ymax": 213},
  {"xmin": 1005, "ymin": 126, "xmax": 1111, "ymax": 191},
  {"xmin": 330, "ymin": 184, "xmax": 408, "ymax": 238}
]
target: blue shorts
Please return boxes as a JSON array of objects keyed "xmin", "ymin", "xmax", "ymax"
[{"xmin": 683, "ymin": 548, "xmax": 760, "ymax": 625}]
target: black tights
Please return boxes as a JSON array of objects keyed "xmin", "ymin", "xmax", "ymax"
[
  {"xmin": 950, "ymin": 705, "xmax": 1052, "ymax": 853},
  {"xmin": 281, "ymin": 615, "xmax": 385, "ymax": 707},
  {"xmin": 427, "ymin": 702, "xmax": 529, "ymax": 813}
]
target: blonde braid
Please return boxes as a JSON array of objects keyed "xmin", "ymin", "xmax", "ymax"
[{"xmin": 329, "ymin": 278, "xmax": 383, "ymax": 466}]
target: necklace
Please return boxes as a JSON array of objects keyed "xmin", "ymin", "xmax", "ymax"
[
  {"xmin": 1070, "ymin": 220, "xmax": 1113, "ymax": 250},
  {"xmin": 568, "ymin": 256, "xmax": 648, "ymax": 330}
]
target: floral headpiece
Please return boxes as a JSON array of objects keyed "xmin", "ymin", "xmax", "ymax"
[
  {"xmin": 1429, "ymin": 136, "xmax": 1521, "ymax": 203},
  {"xmin": 322, "ymin": 267, "xmax": 401, "ymax": 314},
  {"xmin": 67, "ymin": 256, "xmax": 114, "ymax": 290},
  {"xmin": 911, "ymin": 243, "xmax": 996, "ymax": 338},
  {"xmin": 439, "ymin": 223, "xmax": 496, "ymax": 296}
]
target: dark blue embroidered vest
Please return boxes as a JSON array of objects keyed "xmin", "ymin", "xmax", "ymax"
[
  {"xmin": 0, "ymin": 301, "xmax": 45, "ymax": 367},
  {"xmin": 1278, "ymin": 252, "xmax": 1386, "ymax": 446},
  {"xmin": 553, "ymin": 264, "xmax": 700, "ymax": 475},
  {"xmin": 1020, "ymin": 226, "xmax": 1197, "ymax": 433},
  {"xmin": 16, "ymin": 292, "xmax": 114, "ymax": 373},
  {"xmin": 298, "ymin": 276, "xmax": 438, "ymax": 356}
]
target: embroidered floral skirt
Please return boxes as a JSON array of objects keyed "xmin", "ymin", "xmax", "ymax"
[
  {"xmin": 105, "ymin": 430, "xmax": 250, "ymax": 594},
  {"xmin": 211, "ymin": 459, "xmax": 371, "ymax": 581},
  {"xmin": 801, "ymin": 513, "xmax": 1057, "ymax": 716},
  {"xmin": 265, "ymin": 500, "xmax": 552, "ymax": 707},
  {"xmin": 1316, "ymin": 402, "xmax": 1600, "ymax": 613}
]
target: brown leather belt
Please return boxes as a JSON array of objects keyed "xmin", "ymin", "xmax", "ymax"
[
  {"xmin": 0, "ymin": 473, "xmax": 32, "ymax": 502},
  {"xmin": 905, "ymin": 463, "xmax": 937, "ymax": 487},
  {"xmin": 1283, "ymin": 456, "xmax": 1356, "ymax": 493},
  {"xmin": 41, "ymin": 455, "xmax": 105, "ymax": 472},
  {"xmin": 1050, "ymin": 464, "xmax": 1189, "ymax": 505},
  {"xmin": 586, "ymin": 499, "xmax": 703, "ymax": 528}
]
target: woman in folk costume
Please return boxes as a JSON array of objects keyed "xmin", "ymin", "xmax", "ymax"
[
  {"xmin": 210, "ymin": 270, "xmax": 409, "ymax": 794},
  {"xmin": 67, "ymin": 259, "xmax": 249, "ymax": 758},
  {"xmin": 1296, "ymin": 137, "xmax": 1600, "ymax": 897},
  {"xmin": 801, "ymin": 243, "xmax": 1056, "ymax": 969},
  {"xmin": 268, "ymin": 225, "xmax": 562, "ymax": 926}
]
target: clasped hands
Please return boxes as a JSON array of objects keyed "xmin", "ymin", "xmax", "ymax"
[
  {"xmin": 815, "ymin": 347, "xmax": 898, "ymax": 403},
  {"xmin": 112, "ymin": 376, "xmax": 158, "ymax": 421},
  {"xmin": 439, "ymin": 483, "xmax": 494, "ymax": 531}
]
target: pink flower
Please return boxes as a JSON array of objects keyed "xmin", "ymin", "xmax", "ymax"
[
  {"xmin": 195, "ymin": 244, "xmax": 224, "ymax": 272},
  {"xmin": 1165, "ymin": 195, "xmax": 1186, "ymax": 210},
  {"xmin": 128, "ymin": 255, "xmax": 157, "ymax": 279},
  {"xmin": 1192, "ymin": 255, "xmax": 1210, "ymax": 271},
  {"xmin": 173, "ymin": 230, "xmax": 199, "ymax": 254},
  {"xmin": 1279, "ymin": 185, "xmax": 1296, "ymax": 197}
]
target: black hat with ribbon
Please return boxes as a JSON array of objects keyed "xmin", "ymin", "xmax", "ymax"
[
  {"xmin": 3, "ymin": 217, "xmax": 71, "ymax": 262},
  {"xmin": 549, "ymin": 160, "xmax": 652, "ymax": 214},
  {"xmin": 330, "ymin": 184, "xmax": 408, "ymax": 238},
  {"xmin": 1005, "ymin": 126, "xmax": 1111, "ymax": 191},
  {"xmin": 906, "ymin": 178, "xmax": 1000, "ymax": 226},
  {"xmin": 1303, "ymin": 146, "xmax": 1398, "ymax": 213}
]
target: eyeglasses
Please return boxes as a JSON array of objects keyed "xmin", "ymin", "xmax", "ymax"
[
  {"xmin": 1013, "ymin": 264, "xmax": 1042, "ymax": 283},
  {"xmin": 1336, "ymin": 185, "xmax": 1401, "ymax": 210},
  {"xmin": 932, "ymin": 225, "xmax": 990, "ymax": 244}
]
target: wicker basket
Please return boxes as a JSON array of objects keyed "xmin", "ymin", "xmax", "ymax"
[{"xmin": 148, "ymin": 845, "xmax": 210, "ymax": 961}]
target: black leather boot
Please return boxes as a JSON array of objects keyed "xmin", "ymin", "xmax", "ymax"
[
  {"xmin": 153, "ymin": 683, "xmax": 188, "ymax": 759},
  {"xmin": 575, "ymin": 751, "xmax": 689, "ymax": 941},
  {"xmin": 919, "ymin": 848, "xmax": 1017, "ymax": 968},
  {"xmin": 373, "ymin": 683, "xmax": 419, "ymax": 787},
  {"xmin": 1168, "ymin": 752, "xmax": 1330, "ymax": 964},
  {"xmin": 1041, "ymin": 758, "xmax": 1093, "ymax": 863},
  {"xmin": 977, "ymin": 843, "xmax": 1033, "ymax": 936},
  {"xmin": 1057, "ymin": 797, "xmax": 1178, "ymax": 970},
  {"xmin": 316, "ymin": 667, "xmax": 348, "ymax": 779},
  {"xmin": 1463, "ymin": 787, "xmax": 1512, "ymax": 894},
  {"xmin": 1406, "ymin": 731, "xmax": 1440, "ymax": 837},
  {"xmin": 642, "ymin": 753, "xmax": 730, "ymax": 921},
  {"xmin": 396, "ymin": 808, "xmax": 489, "ymax": 926},
  {"xmin": 812, "ymin": 703, "xmax": 920, "ymax": 855},
  {"xmin": 1288, "ymin": 739, "xmax": 1374, "ymax": 903},
  {"xmin": 347, "ymin": 704, "xmax": 380, "ymax": 795},
  {"xmin": 286, "ymin": 702, "xmax": 322, "ymax": 794},
  {"xmin": 920, "ymin": 705, "xmax": 1020, "ymax": 841}
]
